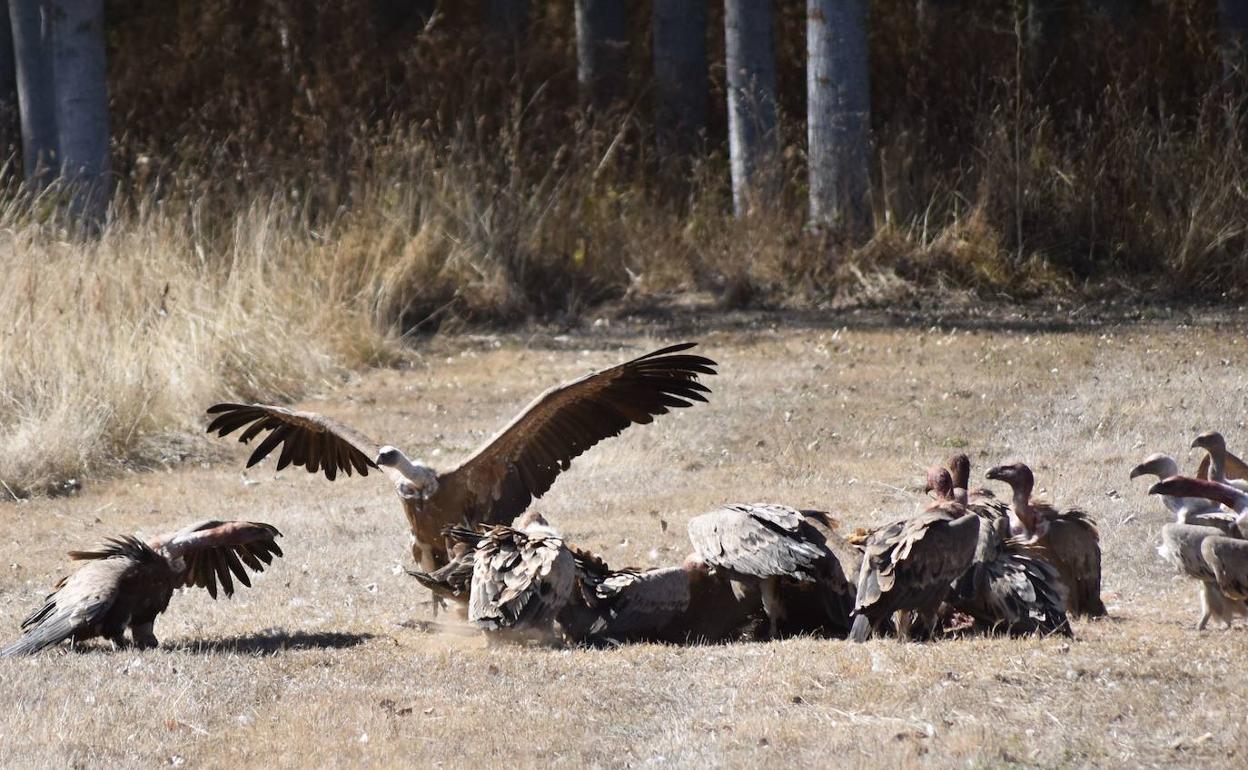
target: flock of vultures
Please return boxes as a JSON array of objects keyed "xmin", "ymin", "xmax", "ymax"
[{"xmin": 4, "ymin": 342, "xmax": 1248, "ymax": 656}]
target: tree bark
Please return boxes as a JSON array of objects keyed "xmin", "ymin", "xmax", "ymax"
[
  {"xmin": 49, "ymin": 0, "xmax": 110, "ymax": 231},
  {"xmin": 8, "ymin": 0, "xmax": 57, "ymax": 187},
  {"xmin": 1219, "ymin": 0, "xmax": 1248, "ymax": 88},
  {"xmin": 806, "ymin": 0, "xmax": 872, "ymax": 238},
  {"xmin": 575, "ymin": 0, "xmax": 627, "ymax": 111},
  {"xmin": 651, "ymin": 0, "xmax": 707, "ymax": 160},
  {"xmin": 0, "ymin": 0, "xmax": 18, "ymax": 168},
  {"xmin": 724, "ymin": 0, "xmax": 778, "ymax": 217}
]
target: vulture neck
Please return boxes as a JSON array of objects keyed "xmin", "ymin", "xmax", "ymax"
[{"xmin": 1009, "ymin": 483, "xmax": 1037, "ymax": 537}]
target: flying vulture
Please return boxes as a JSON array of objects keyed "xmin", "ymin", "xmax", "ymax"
[
  {"xmin": 985, "ymin": 462, "xmax": 1107, "ymax": 618},
  {"xmin": 205, "ymin": 343, "xmax": 716, "ymax": 575},
  {"xmin": 2, "ymin": 521, "xmax": 282, "ymax": 656}
]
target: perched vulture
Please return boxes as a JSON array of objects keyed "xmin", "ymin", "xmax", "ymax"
[
  {"xmin": 686, "ymin": 503, "xmax": 852, "ymax": 639},
  {"xmin": 1130, "ymin": 453, "xmax": 1234, "ymax": 532},
  {"xmin": 205, "ymin": 343, "xmax": 716, "ymax": 575},
  {"xmin": 849, "ymin": 469, "xmax": 980, "ymax": 643},
  {"xmin": 1, "ymin": 521, "xmax": 282, "ymax": 656},
  {"xmin": 1192, "ymin": 432, "xmax": 1248, "ymax": 492},
  {"xmin": 463, "ymin": 512, "xmax": 575, "ymax": 643},
  {"xmin": 985, "ymin": 463, "xmax": 1107, "ymax": 618},
  {"xmin": 1149, "ymin": 476, "xmax": 1248, "ymax": 628}
]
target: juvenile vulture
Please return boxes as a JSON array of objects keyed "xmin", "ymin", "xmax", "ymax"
[
  {"xmin": 849, "ymin": 468, "xmax": 980, "ymax": 643},
  {"xmin": 1130, "ymin": 453, "xmax": 1233, "ymax": 532},
  {"xmin": 940, "ymin": 461, "xmax": 1070, "ymax": 637},
  {"xmin": 986, "ymin": 463, "xmax": 1107, "ymax": 618},
  {"xmin": 460, "ymin": 512, "xmax": 576, "ymax": 643},
  {"xmin": 686, "ymin": 503, "xmax": 852, "ymax": 639},
  {"xmin": 1, "ymin": 521, "xmax": 282, "ymax": 656},
  {"xmin": 206, "ymin": 343, "xmax": 716, "ymax": 574},
  {"xmin": 1149, "ymin": 476, "xmax": 1248, "ymax": 627},
  {"xmin": 1191, "ymin": 432, "xmax": 1248, "ymax": 492}
]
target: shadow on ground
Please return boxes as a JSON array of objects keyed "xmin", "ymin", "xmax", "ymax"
[{"xmin": 176, "ymin": 630, "xmax": 375, "ymax": 654}]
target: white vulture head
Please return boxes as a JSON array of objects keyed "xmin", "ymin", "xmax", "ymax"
[{"xmin": 376, "ymin": 445, "xmax": 439, "ymax": 504}]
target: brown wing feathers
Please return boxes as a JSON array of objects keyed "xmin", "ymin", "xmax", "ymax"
[
  {"xmin": 204, "ymin": 404, "xmax": 378, "ymax": 481},
  {"xmin": 163, "ymin": 521, "xmax": 284, "ymax": 600},
  {"xmin": 444, "ymin": 343, "xmax": 717, "ymax": 524}
]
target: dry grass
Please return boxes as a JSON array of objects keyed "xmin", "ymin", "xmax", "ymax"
[{"xmin": 1, "ymin": 324, "xmax": 1247, "ymax": 768}]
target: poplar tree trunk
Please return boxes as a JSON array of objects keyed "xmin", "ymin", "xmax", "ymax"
[
  {"xmin": 806, "ymin": 0, "xmax": 873, "ymax": 238},
  {"xmin": 575, "ymin": 0, "xmax": 627, "ymax": 111},
  {"xmin": 651, "ymin": 0, "xmax": 707, "ymax": 159},
  {"xmin": 724, "ymin": 0, "xmax": 778, "ymax": 216},
  {"xmin": 49, "ymin": 0, "xmax": 110, "ymax": 230},
  {"xmin": 8, "ymin": 0, "xmax": 57, "ymax": 187},
  {"xmin": 0, "ymin": 0, "xmax": 18, "ymax": 167}
]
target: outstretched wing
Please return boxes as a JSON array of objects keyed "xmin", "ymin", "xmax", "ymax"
[
  {"xmin": 151, "ymin": 520, "xmax": 284, "ymax": 600},
  {"xmin": 437, "ymin": 343, "xmax": 716, "ymax": 527},
  {"xmin": 1197, "ymin": 448, "xmax": 1248, "ymax": 483},
  {"xmin": 205, "ymin": 403, "xmax": 381, "ymax": 482},
  {"xmin": 687, "ymin": 503, "xmax": 830, "ymax": 582}
]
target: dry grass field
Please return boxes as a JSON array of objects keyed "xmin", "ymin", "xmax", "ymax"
[{"xmin": 2, "ymin": 314, "xmax": 1247, "ymax": 769}]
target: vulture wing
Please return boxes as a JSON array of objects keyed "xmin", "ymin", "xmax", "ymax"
[
  {"xmin": 467, "ymin": 527, "xmax": 576, "ymax": 632},
  {"xmin": 583, "ymin": 566, "xmax": 691, "ymax": 641},
  {"xmin": 1197, "ymin": 448, "xmax": 1248, "ymax": 483},
  {"xmin": 1201, "ymin": 537, "xmax": 1248, "ymax": 600},
  {"xmin": 151, "ymin": 520, "xmax": 284, "ymax": 600},
  {"xmin": 406, "ymin": 544, "xmax": 475, "ymax": 602},
  {"xmin": 205, "ymin": 403, "xmax": 381, "ymax": 482},
  {"xmin": 1, "ymin": 558, "xmax": 132, "ymax": 657},
  {"xmin": 436, "ymin": 343, "xmax": 716, "ymax": 528},
  {"xmin": 687, "ymin": 503, "xmax": 831, "ymax": 582},
  {"xmin": 950, "ymin": 520, "xmax": 1070, "ymax": 637},
  {"xmin": 1043, "ymin": 509, "xmax": 1106, "ymax": 617}
]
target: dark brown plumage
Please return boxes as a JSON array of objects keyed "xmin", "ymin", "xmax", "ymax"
[
  {"xmin": 2, "ymin": 521, "xmax": 282, "ymax": 656},
  {"xmin": 850, "ymin": 472, "xmax": 981, "ymax": 643},
  {"xmin": 986, "ymin": 462, "xmax": 1106, "ymax": 618},
  {"xmin": 205, "ymin": 343, "xmax": 716, "ymax": 574},
  {"xmin": 687, "ymin": 503, "xmax": 848, "ymax": 639}
]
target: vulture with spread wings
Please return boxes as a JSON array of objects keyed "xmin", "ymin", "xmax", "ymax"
[
  {"xmin": 1, "ymin": 521, "xmax": 282, "ymax": 656},
  {"xmin": 206, "ymin": 343, "xmax": 716, "ymax": 573}
]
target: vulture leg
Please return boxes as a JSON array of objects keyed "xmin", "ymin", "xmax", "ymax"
[
  {"xmin": 104, "ymin": 626, "xmax": 130, "ymax": 651},
  {"xmin": 760, "ymin": 577, "xmax": 784, "ymax": 640},
  {"xmin": 849, "ymin": 613, "xmax": 872, "ymax": 643},
  {"xmin": 130, "ymin": 621, "xmax": 159, "ymax": 650}
]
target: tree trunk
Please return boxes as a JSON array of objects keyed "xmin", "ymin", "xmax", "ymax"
[
  {"xmin": 806, "ymin": 0, "xmax": 872, "ymax": 238},
  {"xmin": 49, "ymin": 0, "xmax": 110, "ymax": 231},
  {"xmin": 651, "ymin": 0, "xmax": 707, "ymax": 160},
  {"xmin": 485, "ymin": 0, "xmax": 528, "ymax": 42},
  {"xmin": 0, "ymin": 0, "xmax": 18, "ymax": 168},
  {"xmin": 724, "ymin": 0, "xmax": 778, "ymax": 217},
  {"xmin": 8, "ymin": 0, "xmax": 57, "ymax": 187},
  {"xmin": 1219, "ymin": 0, "xmax": 1248, "ymax": 87},
  {"xmin": 575, "ymin": 0, "xmax": 627, "ymax": 111}
]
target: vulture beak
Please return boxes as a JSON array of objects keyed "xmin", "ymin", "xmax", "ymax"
[
  {"xmin": 1128, "ymin": 463, "xmax": 1149, "ymax": 480},
  {"xmin": 1147, "ymin": 479, "xmax": 1173, "ymax": 497},
  {"xmin": 985, "ymin": 466, "xmax": 1006, "ymax": 482}
]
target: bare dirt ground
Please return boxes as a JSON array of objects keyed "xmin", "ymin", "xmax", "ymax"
[{"xmin": 2, "ymin": 313, "xmax": 1248, "ymax": 769}]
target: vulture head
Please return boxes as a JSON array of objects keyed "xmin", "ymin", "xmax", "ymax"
[
  {"xmin": 1129, "ymin": 453, "xmax": 1179, "ymax": 481},
  {"xmin": 1191, "ymin": 431, "xmax": 1226, "ymax": 454},
  {"xmin": 924, "ymin": 466, "xmax": 956, "ymax": 502},
  {"xmin": 376, "ymin": 445, "xmax": 439, "ymax": 504},
  {"xmin": 946, "ymin": 454, "xmax": 971, "ymax": 491},
  {"xmin": 986, "ymin": 463, "xmax": 1035, "ymax": 496},
  {"xmin": 512, "ymin": 510, "xmax": 558, "ymax": 536}
]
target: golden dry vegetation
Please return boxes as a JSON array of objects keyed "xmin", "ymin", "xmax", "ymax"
[{"xmin": 2, "ymin": 321, "xmax": 1248, "ymax": 768}]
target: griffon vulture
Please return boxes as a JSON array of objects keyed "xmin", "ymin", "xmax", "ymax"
[
  {"xmin": 1130, "ymin": 453, "xmax": 1232, "ymax": 531},
  {"xmin": 849, "ymin": 468, "xmax": 980, "ymax": 643},
  {"xmin": 985, "ymin": 462, "xmax": 1107, "ymax": 618},
  {"xmin": 206, "ymin": 343, "xmax": 716, "ymax": 574},
  {"xmin": 686, "ymin": 503, "xmax": 853, "ymax": 639},
  {"xmin": 1, "ymin": 521, "xmax": 282, "ymax": 656},
  {"xmin": 1191, "ymin": 432, "xmax": 1248, "ymax": 493}
]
